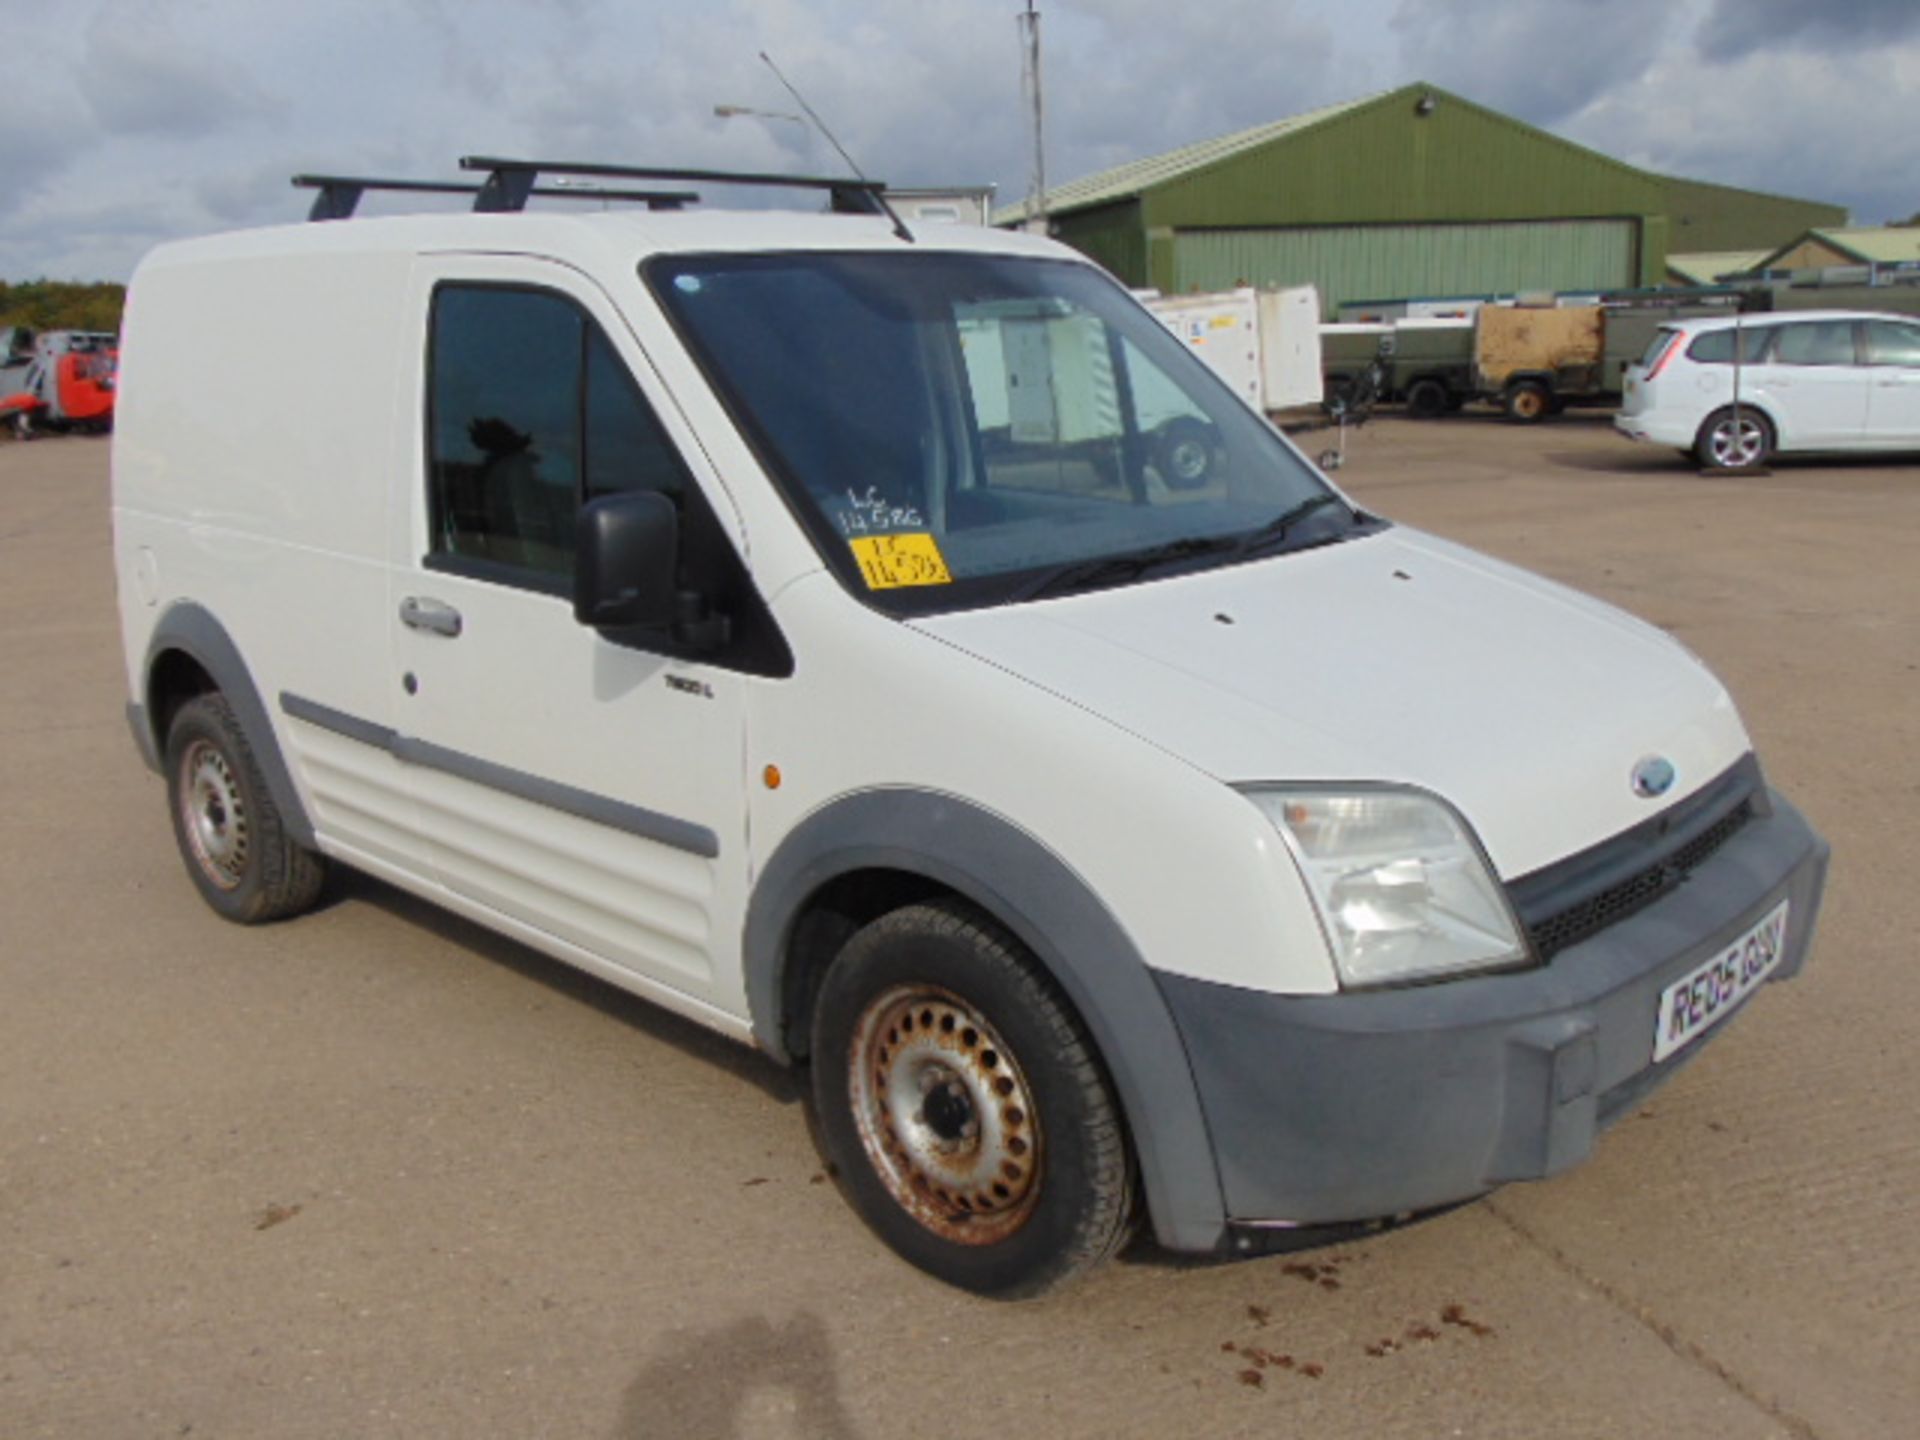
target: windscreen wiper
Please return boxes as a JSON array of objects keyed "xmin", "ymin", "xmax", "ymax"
[
  {"xmin": 1011, "ymin": 534, "xmax": 1240, "ymax": 603},
  {"xmin": 1229, "ymin": 493, "xmax": 1354, "ymax": 559}
]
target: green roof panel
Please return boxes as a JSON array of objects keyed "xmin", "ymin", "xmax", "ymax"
[{"xmin": 993, "ymin": 90, "xmax": 1384, "ymax": 225}]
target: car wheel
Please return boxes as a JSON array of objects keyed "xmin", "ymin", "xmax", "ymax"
[
  {"xmin": 1503, "ymin": 380, "xmax": 1552, "ymax": 424},
  {"xmin": 1694, "ymin": 406, "xmax": 1775, "ymax": 470},
  {"xmin": 810, "ymin": 900, "xmax": 1135, "ymax": 1298},
  {"xmin": 1404, "ymin": 378, "xmax": 1449, "ymax": 419},
  {"xmin": 165, "ymin": 693, "xmax": 328, "ymax": 923},
  {"xmin": 1153, "ymin": 417, "xmax": 1217, "ymax": 490}
]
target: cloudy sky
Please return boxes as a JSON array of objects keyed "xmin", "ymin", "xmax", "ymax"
[{"xmin": 3, "ymin": 0, "xmax": 1917, "ymax": 282}]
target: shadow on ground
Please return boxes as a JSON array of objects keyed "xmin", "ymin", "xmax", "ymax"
[
  {"xmin": 333, "ymin": 867, "xmax": 802, "ymax": 1106},
  {"xmin": 613, "ymin": 1311, "xmax": 865, "ymax": 1440}
]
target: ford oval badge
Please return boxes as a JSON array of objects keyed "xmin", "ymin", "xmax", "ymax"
[{"xmin": 1631, "ymin": 755, "xmax": 1677, "ymax": 799}]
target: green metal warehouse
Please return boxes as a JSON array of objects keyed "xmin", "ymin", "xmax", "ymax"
[{"xmin": 996, "ymin": 82, "xmax": 1846, "ymax": 313}]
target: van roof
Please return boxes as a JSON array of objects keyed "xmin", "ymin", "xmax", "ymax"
[{"xmin": 135, "ymin": 207, "xmax": 1062, "ymax": 278}]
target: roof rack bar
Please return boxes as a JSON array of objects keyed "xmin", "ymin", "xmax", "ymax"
[
  {"xmin": 473, "ymin": 164, "xmax": 536, "ymax": 215},
  {"xmin": 293, "ymin": 174, "xmax": 700, "ymax": 221},
  {"xmin": 460, "ymin": 155, "xmax": 883, "ymax": 196},
  {"xmin": 457, "ymin": 155, "xmax": 916, "ymax": 241}
]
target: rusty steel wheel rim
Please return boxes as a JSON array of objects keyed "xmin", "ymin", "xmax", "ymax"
[
  {"xmin": 179, "ymin": 739, "xmax": 249, "ymax": 891},
  {"xmin": 848, "ymin": 985, "xmax": 1043, "ymax": 1245}
]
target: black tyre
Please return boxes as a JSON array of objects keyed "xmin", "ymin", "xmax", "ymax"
[
  {"xmin": 810, "ymin": 900, "xmax": 1135, "ymax": 1298},
  {"xmin": 1404, "ymin": 378, "xmax": 1449, "ymax": 420},
  {"xmin": 1153, "ymin": 417, "xmax": 1217, "ymax": 490},
  {"xmin": 1694, "ymin": 406, "xmax": 1775, "ymax": 471},
  {"xmin": 164, "ymin": 693, "xmax": 327, "ymax": 923},
  {"xmin": 1503, "ymin": 379, "xmax": 1552, "ymax": 424}
]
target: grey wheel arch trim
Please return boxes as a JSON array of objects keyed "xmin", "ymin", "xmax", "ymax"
[
  {"xmin": 140, "ymin": 603, "xmax": 317, "ymax": 848},
  {"xmin": 745, "ymin": 788, "xmax": 1229, "ymax": 1251}
]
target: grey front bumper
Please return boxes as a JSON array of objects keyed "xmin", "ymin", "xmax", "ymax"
[{"xmin": 1155, "ymin": 791, "xmax": 1829, "ymax": 1228}]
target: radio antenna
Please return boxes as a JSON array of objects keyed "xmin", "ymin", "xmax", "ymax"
[
  {"xmin": 760, "ymin": 52, "xmax": 866, "ymax": 183},
  {"xmin": 758, "ymin": 51, "xmax": 913, "ymax": 242}
]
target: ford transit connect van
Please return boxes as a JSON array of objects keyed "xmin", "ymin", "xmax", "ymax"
[{"xmin": 113, "ymin": 162, "xmax": 1829, "ymax": 1297}]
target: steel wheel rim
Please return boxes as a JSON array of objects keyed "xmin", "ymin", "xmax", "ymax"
[
  {"xmin": 848, "ymin": 985, "xmax": 1043, "ymax": 1245},
  {"xmin": 179, "ymin": 739, "xmax": 249, "ymax": 890},
  {"xmin": 1513, "ymin": 389, "xmax": 1544, "ymax": 419},
  {"xmin": 1710, "ymin": 416, "xmax": 1765, "ymax": 468}
]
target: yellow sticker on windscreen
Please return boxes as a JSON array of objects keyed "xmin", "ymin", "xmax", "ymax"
[{"xmin": 850, "ymin": 533, "xmax": 953, "ymax": 589}]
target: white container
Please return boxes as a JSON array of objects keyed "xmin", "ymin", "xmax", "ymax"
[{"xmin": 1144, "ymin": 285, "xmax": 1323, "ymax": 412}]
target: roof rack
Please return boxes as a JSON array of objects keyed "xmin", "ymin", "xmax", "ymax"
[
  {"xmin": 458, "ymin": 156, "xmax": 914, "ymax": 242},
  {"xmin": 293, "ymin": 174, "xmax": 699, "ymax": 222}
]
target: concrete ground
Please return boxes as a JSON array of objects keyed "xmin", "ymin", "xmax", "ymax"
[{"xmin": 2, "ymin": 417, "xmax": 1914, "ymax": 1440}]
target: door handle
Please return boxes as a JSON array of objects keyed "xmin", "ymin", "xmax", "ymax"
[{"xmin": 399, "ymin": 595, "xmax": 463, "ymax": 637}]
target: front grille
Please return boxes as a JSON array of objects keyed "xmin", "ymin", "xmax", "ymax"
[
  {"xmin": 1525, "ymin": 800, "xmax": 1753, "ymax": 960},
  {"xmin": 1509, "ymin": 755, "xmax": 1763, "ymax": 963}
]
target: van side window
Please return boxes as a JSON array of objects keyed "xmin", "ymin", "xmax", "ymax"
[
  {"xmin": 427, "ymin": 285, "xmax": 694, "ymax": 582},
  {"xmin": 1772, "ymin": 321, "xmax": 1857, "ymax": 367},
  {"xmin": 585, "ymin": 325, "xmax": 685, "ymax": 503}
]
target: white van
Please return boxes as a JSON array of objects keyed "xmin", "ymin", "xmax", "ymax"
[{"xmin": 113, "ymin": 162, "xmax": 1828, "ymax": 1298}]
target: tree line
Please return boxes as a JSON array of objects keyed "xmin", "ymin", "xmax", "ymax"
[{"xmin": 0, "ymin": 280, "xmax": 126, "ymax": 336}]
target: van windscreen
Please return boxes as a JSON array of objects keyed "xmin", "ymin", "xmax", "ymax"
[{"xmin": 647, "ymin": 251, "xmax": 1369, "ymax": 615}]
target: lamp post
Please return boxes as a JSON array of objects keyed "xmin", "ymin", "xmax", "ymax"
[
  {"xmin": 714, "ymin": 105, "xmax": 806, "ymax": 131},
  {"xmin": 714, "ymin": 104, "xmax": 812, "ymax": 163}
]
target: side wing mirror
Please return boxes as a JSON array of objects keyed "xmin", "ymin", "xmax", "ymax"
[{"xmin": 574, "ymin": 490, "xmax": 678, "ymax": 630}]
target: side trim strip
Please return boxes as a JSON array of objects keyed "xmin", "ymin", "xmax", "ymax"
[{"xmin": 279, "ymin": 692, "xmax": 720, "ymax": 859}]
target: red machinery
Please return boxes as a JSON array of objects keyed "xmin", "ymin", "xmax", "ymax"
[{"xmin": 2, "ymin": 328, "xmax": 118, "ymax": 438}]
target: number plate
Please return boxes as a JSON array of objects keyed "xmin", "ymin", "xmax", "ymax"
[{"xmin": 1653, "ymin": 899, "xmax": 1789, "ymax": 1063}]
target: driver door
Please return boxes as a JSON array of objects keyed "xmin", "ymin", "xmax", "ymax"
[{"xmin": 388, "ymin": 256, "xmax": 754, "ymax": 1012}]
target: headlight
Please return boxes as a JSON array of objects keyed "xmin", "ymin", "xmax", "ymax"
[{"xmin": 1243, "ymin": 787, "xmax": 1531, "ymax": 988}]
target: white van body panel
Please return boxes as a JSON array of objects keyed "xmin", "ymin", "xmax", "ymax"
[
  {"xmin": 113, "ymin": 240, "xmax": 429, "ymax": 874},
  {"xmin": 749, "ymin": 573, "xmax": 1333, "ymax": 995},
  {"xmin": 920, "ymin": 528, "xmax": 1750, "ymax": 881}
]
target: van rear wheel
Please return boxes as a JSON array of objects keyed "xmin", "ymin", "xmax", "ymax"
[
  {"xmin": 164, "ymin": 693, "xmax": 327, "ymax": 923},
  {"xmin": 810, "ymin": 900, "xmax": 1134, "ymax": 1298}
]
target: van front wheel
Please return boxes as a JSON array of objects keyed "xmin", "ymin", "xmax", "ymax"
[
  {"xmin": 810, "ymin": 901, "xmax": 1134, "ymax": 1298},
  {"xmin": 164, "ymin": 693, "xmax": 327, "ymax": 923}
]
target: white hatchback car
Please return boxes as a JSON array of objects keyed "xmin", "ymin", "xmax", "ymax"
[{"xmin": 1617, "ymin": 309, "xmax": 1920, "ymax": 468}]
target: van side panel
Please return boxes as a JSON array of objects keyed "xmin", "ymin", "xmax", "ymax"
[{"xmin": 113, "ymin": 244, "xmax": 427, "ymax": 877}]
